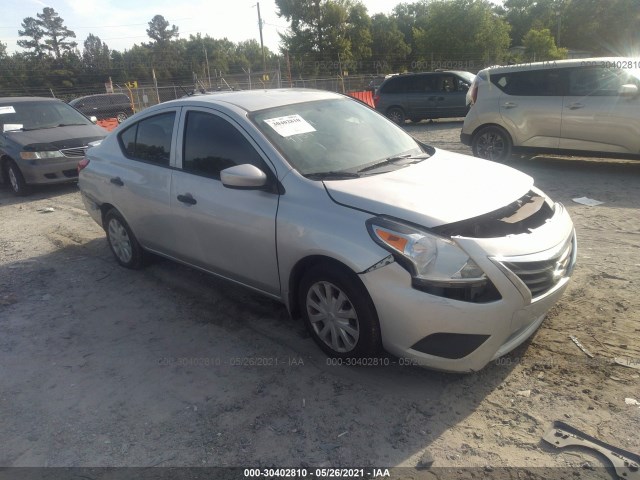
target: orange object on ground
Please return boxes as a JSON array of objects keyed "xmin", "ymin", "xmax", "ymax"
[
  {"xmin": 96, "ymin": 118, "xmax": 119, "ymax": 132},
  {"xmin": 347, "ymin": 90, "xmax": 375, "ymax": 108}
]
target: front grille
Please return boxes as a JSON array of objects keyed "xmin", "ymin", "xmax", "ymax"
[
  {"xmin": 502, "ymin": 235, "xmax": 575, "ymax": 298},
  {"xmin": 60, "ymin": 146, "xmax": 87, "ymax": 158}
]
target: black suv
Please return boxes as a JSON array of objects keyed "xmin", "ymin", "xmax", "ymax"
[
  {"xmin": 373, "ymin": 71, "xmax": 475, "ymax": 124},
  {"xmin": 69, "ymin": 93, "xmax": 134, "ymax": 123}
]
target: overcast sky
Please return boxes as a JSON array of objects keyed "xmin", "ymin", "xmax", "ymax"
[{"xmin": 0, "ymin": 0, "xmax": 411, "ymax": 55}]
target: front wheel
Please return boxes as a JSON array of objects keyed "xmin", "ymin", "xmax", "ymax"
[
  {"xmin": 104, "ymin": 209, "xmax": 144, "ymax": 269},
  {"xmin": 3, "ymin": 160, "xmax": 29, "ymax": 196},
  {"xmin": 299, "ymin": 264, "xmax": 381, "ymax": 359},
  {"xmin": 472, "ymin": 126, "xmax": 513, "ymax": 162},
  {"xmin": 386, "ymin": 107, "xmax": 406, "ymax": 125}
]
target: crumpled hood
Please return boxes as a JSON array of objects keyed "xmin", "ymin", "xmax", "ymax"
[
  {"xmin": 323, "ymin": 149, "xmax": 534, "ymax": 227},
  {"xmin": 4, "ymin": 124, "xmax": 107, "ymax": 149}
]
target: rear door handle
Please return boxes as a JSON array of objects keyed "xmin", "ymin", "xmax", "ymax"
[
  {"xmin": 437, "ymin": 96, "xmax": 444, "ymax": 101},
  {"xmin": 567, "ymin": 103, "xmax": 584, "ymax": 110},
  {"xmin": 177, "ymin": 193, "xmax": 197, "ymax": 205},
  {"xmin": 110, "ymin": 177, "xmax": 124, "ymax": 186},
  {"xmin": 502, "ymin": 102, "xmax": 518, "ymax": 109}
]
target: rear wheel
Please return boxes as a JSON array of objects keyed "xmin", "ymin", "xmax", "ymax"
[
  {"xmin": 386, "ymin": 107, "xmax": 406, "ymax": 125},
  {"xmin": 104, "ymin": 209, "xmax": 144, "ymax": 269},
  {"xmin": 299, "ymin": 264, "xmax": 381, "ymax": 359},
  {"xmin": 3, "ymin": 159, "xmax": 29, "ymax": 196},
  {"xmin": 472, "ymin": 126, "xmax": 512, "ymax": 162},
  {"xmin": 116, "ymin": 112, "xmax": 128, "ymax": 123}
]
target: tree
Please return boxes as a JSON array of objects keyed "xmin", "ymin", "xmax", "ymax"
[
  {"xmin": 276, "ymin": 0, "xmax": 373, "ymax": 74},
  {"xmin": 560, "ymin": 0, "xmax": 640, "ymax": 55},
  {"xmin": 37, "ymin": 7, "xmax": 77, "ymax": 59},
  {"xmin": 82, "ymin": 34, "xmax": 111, "ymax": 72},
  {"xmin": 370, "ymin": 13, "xmax": 410, "ymax": 72},
  {"xmin": 413, "ymin": 0, "xmax": 511, "ymax": 67},
  {"xmin": 17, "ymin": 17, "xmax": 46, "ymax": 58},
  {"xmin": 502, "ymin": 0, "xmax": 561, "ymax": 47},
  {"xmin": 146, "ymin": 15, "xmax": 179, "ymax": 44},
  {"xmin": 523, "ymin": 27, "xmax": 567, "ymax": 60}
]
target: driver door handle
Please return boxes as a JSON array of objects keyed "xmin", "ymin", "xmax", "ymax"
[
  {"xmin": 177, "ymin": 193, "xmax": 197, "ymax": 205},
  {"xmin": 110, "ymin": 177, "xmax": 124, "ymax": 186},
  {"xmin": 566, "ymin": 103, "xmax": 585, "ymax": 110}
]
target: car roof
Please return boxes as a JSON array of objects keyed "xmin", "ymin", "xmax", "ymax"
[
  {"xmin": 160, "ymin": 88, "xmax": 344, "ymax": 114},
  {"xmin": 0, "ymin": 96, "xmax": 62, "ymax": 105},
  {"xmin": 480, "ymin": 56, "xmax": 640, "ymax": 74}
]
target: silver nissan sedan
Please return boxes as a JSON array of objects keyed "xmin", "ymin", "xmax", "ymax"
[{"xmin": 78, "ymin": 89, "xmax": 576, "ymax": 372}]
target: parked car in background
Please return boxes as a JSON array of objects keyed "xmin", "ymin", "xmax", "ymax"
[
  {"xmin": 0, "ymin": 97, "xmax": 107, "ymax": 196},
  {"xmin": 69, "ymin": 93, "xmax": 134, "ymax": 124},
  {"xmin": 374, "ymin": 71, "xmax": 475, "ymax": 124},
  {"xmin": 461, "ymin": 57, "xmax": 640, "ymax": 161},
  {"xmin": 78, "ymin": 89, "xmax": 575, "ymax": 372}
]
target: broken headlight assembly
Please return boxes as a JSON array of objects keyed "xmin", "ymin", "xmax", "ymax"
[{"xmin": 366, "ymin": 217, "xmax": 501, "ymax": 303}]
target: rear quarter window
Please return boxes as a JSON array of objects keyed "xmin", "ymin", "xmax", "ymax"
[
  {"xmin": 490, "ymin": 69, "xmax": 565, "ymax": 96},
  {"xmin": 380, "ymin": 77, "xmax": 405, "ymax": 94}
]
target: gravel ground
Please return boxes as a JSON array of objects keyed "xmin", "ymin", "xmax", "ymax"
[{"xmin": 1, "ymin": 119, "xmax": 639, "ymax": 479}]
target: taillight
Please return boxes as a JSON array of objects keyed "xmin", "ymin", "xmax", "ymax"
[
  {"xmin": 373, "ymin": 94, "xmax": 380, "ymax": 107},
  {"xmin": 469, "ymin": 81, "xmax": 478, "ymax": 105},
  {"xmin": 77, "ymin": 158, "xmax": 90, "ymax": 174}
]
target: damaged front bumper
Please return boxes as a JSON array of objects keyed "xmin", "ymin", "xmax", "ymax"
[{"xmin": 359, "ymin": 201, "xmax": 576, "ymax": 372}]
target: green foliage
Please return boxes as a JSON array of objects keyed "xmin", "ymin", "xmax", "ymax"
[
  {"xmin": 522, "ymin": 27, "xmax": 568, "ymax": 61},
  {"xmin": 413, "ymin": 0, "xmax": 511, "ymax": 65},
  {"xmin": 37, "ymin": 7, "xmax": 77, "ymax": 59},
  {"xmin": 370, "ymin": 14, "xmax": 410, "ymax": 72},
  {"xmin": 276, "ymin": 0, "xmax": 372, "ymax": 75}
]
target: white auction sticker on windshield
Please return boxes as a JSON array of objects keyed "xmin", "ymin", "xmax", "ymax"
[
  {"xmin": 3, "ymin": 124, "xmax": 23, "ymax": 132},
  {"xmin": 264, "ymin": 114, "xmax": 316, "ymax": 137},
  {"xmin": 0, "ymin": 106, "xmax": 16, "ymax": 115}
]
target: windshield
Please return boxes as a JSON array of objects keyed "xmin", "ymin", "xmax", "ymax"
[
  {"xmin": 0, "ymin": 101, "xmax": 92, "ymax": 132},
  {"xmin": 251, "ymin": 98, "xmax": 423, "ymax": 176}
]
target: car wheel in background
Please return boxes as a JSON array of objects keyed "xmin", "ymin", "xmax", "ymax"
[
  {"xmin": 299, "ymin": 264, "xmax": 381, "ymax": 359},
  {"xmin": 386, "ymin": 107, "xmax": 406, "ymax": 125},
  {"xmin": 472, "ymin": 126, "xmax": 513, "ymax": 162},
  {"xmin": 104, "ymin": 209, "xmax": 144, "ymax": 269},
  {"xmin": 116, "ymin": 112, "xmax": 128, "ymax": 123},
  {"xmin": 3, "ymin": 160, "xmax": 29, "ymax": 196}
]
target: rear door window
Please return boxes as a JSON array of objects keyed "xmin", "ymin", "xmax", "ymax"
[{"xmin": 119, "ymin": 112, "xmax": 175, "ymax": 166}]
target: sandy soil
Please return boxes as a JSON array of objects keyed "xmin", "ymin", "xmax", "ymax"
[{"xmin": 1, "ymin": 119, "xmax": 639, "ymax": 478}]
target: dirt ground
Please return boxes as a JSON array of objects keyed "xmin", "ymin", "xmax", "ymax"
[{"xmin": 1, "ymin": 119, "xmax": 639, "ymax": 478}]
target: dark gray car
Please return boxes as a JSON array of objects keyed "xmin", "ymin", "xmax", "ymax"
[
  {"xmin": 374, "ymin": 71, "xmax": 475, "ymax": 124},
  {"xmin": 69, "ymin": 93, "xmax": 134, "ymax": 123},
  {"xmin": 0, "ymin": 97, "xmax": 107, "ymax": 195}
]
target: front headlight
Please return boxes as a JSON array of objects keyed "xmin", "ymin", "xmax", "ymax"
[
  {"xmin": 366, "ymin": 218, "xmax": 499, "ymax": 302},
  {"xmin": 20, "ymin": 151, "xmax": 64, "ymax": 160}
]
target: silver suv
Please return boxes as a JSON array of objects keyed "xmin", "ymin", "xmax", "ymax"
[{"xmin": 461, "ymin": 57, "xmax": 640, "ymax": 161}]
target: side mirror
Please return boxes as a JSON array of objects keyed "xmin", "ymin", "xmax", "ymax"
[
  {"xmin": 221, "ymin": 164, "xmax": 267, "ymax": 189},
  {"xmin": 619, "ymin": 84, "xmax": 638, "ymax": 97},
  {"xmin": 90, "ymin": 116, "xmax": 98, "ymax": 123}
]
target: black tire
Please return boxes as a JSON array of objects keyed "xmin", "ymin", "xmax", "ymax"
[
  {"xmin": 3, "ymin": 159, "xmax": 29, "ymax": 196},
  {"xmin": 386, "ymin": 107, "xmax": 406, "ymax": 125},
  {"xmin": 298, "ymin": 264, "xmax": 382, "ymax": 359},
  {"xmin": 116, "ymin": 112, "xmax": 128, "ymax": 123},
  {"xmin": 104, "ymin": 209, "xmax": 144, "ymax": 269},
  {"xmin": 471, "ymin": 126, "xmax": 513, "ymax": 162}
]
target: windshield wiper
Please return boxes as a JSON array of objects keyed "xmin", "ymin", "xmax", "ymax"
[
  {"xmin": 357, "ymin": 153, "xmax": 430, "ymax": 173},
  {"xmin": 57, "ymin": 123, "xmax": 88, "ymax": 127},
  {"xmin": 305, "ymin": 171, "xmax": 362, "ymax": 180}
]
